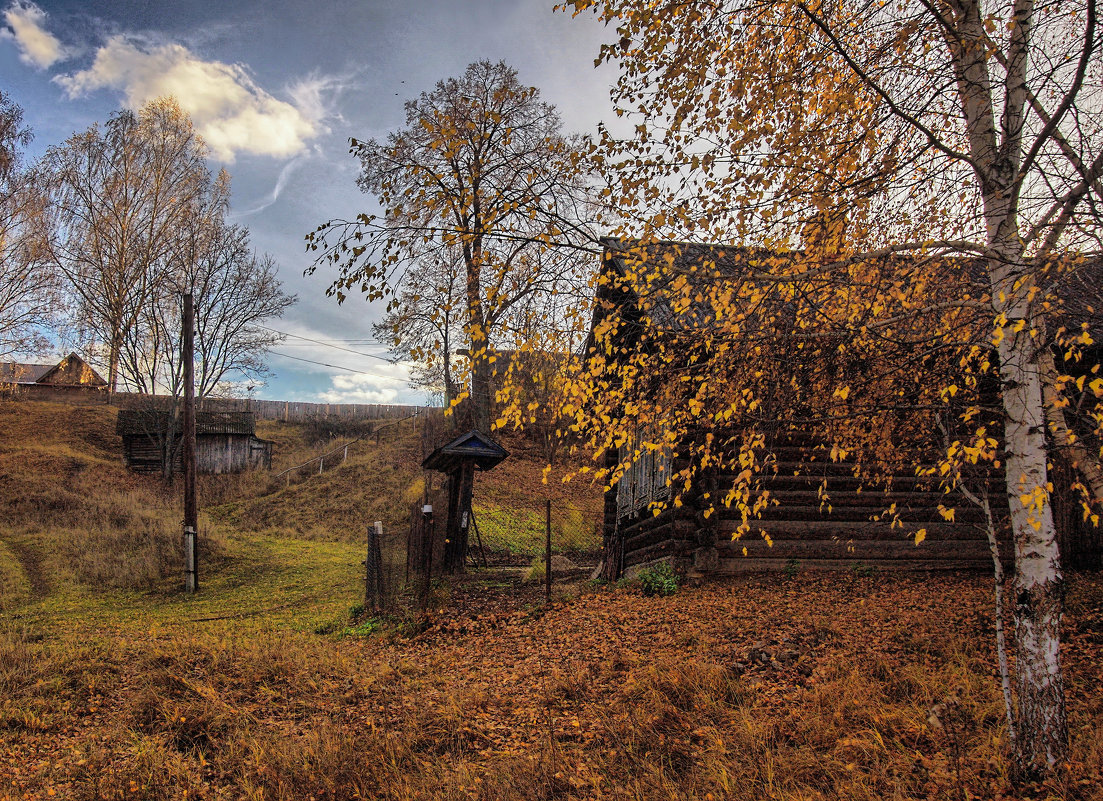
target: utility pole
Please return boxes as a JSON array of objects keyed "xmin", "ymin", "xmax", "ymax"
[{"xmin": 182, "ymin": 292, "xmax": 198, "ymax": 593}]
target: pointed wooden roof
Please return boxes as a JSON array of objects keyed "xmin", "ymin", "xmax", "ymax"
[
  {"xmin": 37, "ymin": 353, "xmax": 107, "ymax": 387},
  {"xmin": 421, "ymin": 430, "xmax": 509, "ymax": 473}
]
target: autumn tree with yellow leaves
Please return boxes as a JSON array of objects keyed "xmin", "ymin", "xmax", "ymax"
[
  {"xmin": 566, "ymin": 0, "xmax": 1102, "ymax": 780},
  {"xmin": 309, "ymin": 60, "xmax": 595, "ymax": 432}
]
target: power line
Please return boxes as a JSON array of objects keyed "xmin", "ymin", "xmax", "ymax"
[
  {"xmin": 269, "ymin": 350, "xmax": 408, "ymax": 382},
  {"xmin": 260, "ymin": 326, "xmax": 394, "ymax": 362}
]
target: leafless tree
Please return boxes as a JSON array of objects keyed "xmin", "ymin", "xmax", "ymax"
[
  {"xmin": 0, "ymin": 91, "xmax": 58, "ymax": 359},
  {"xmin": 371, "ymin": 246, "xmax": 465, "ymax": 405},
  {"xmin": 45, "ymin": 97, "xmax": 208, "ymax": 390}
]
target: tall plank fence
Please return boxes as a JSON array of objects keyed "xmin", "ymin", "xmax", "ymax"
[{"xmin": 0, "ymin": 383, "xmax": 425, "ymax": 422}]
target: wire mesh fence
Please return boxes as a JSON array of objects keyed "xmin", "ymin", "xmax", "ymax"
[{"xmin": 341, "ymin": 407, "xmax": 605, "ymax": 612}]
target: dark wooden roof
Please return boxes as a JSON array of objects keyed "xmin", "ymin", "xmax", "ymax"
[
  {"xmin": 595, "ymin": 237, "xmax": 1102, "ymax": 341},
  {"xmin": 0, "ymin": 362, "xmax": 53, "ymax": 383},
  {"xmin": 422, "ymin": 430, "xmax": 509, "ymax": 473},
  {"xmin": 116, "ymin": 409, "xmax": 258, "ymax": 437}
]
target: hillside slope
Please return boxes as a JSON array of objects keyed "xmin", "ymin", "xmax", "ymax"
[{"xmin": 0, "ymin": 401, "xmax": 602, "ymax": 608}]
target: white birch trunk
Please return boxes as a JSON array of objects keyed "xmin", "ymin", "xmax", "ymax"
[{"xmin": 989, "ymin": 241, "xmax": 1069, "ymax": 776}]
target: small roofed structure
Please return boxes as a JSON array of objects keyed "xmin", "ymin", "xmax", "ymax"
[
  {"xmin": 117, "ymin": 408, "xmax": 273, "ymax": 474},
  {"xmin": 422, "ymin": 429, "xmax": 509, "ymax": 473},
  {"xmin": 0, "ymin": 353, "xmax": 107, "ymax": 388},
  {"xmin": 422, "ymin": 430, "xmax": 509, "ymax": 572}
]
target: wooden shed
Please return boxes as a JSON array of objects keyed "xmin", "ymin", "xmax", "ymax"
[
  {"xmin": 588, "ymin": 238, "xmax": 1103, "ymax": 579},
  {"xmin": 116, "ymin": 409, "xmax": 273, "ymax": 474}
]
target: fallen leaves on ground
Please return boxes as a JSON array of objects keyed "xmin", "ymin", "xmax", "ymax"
[{"xmin": 3, "ymin": 571, "xmax": 1102, "ymax": 800}]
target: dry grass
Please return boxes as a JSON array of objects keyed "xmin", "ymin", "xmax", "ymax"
[
  {"xmin": 3, "ymin": 400, "xmax": 1101, "ymax": 800},
  {"xmin": 3, "ymin": 574, "xmax": 1102, "ymax": 801},
  {"xmin": 0, "ymin": 401, "xmax": 220, "ymax": 590},
  {"xmin": 211, "ymin": 418, "xmax": 427, "ymax": 542}
]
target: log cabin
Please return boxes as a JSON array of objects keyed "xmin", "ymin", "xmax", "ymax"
[
  {"xmin": 0, "ymin": 353, "xmax": 107, "ymax": 391},
  {"xmin": 588, "ymin": 239, "xmax": 1103, "ymax": 579}
]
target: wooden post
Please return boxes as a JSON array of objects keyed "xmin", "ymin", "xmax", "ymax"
[
  {"xmin": 545, "ymin": 498, "xmax": 552, "ymax": 605},
  {"xmin": 366, "ymin": 521, "xmax": 385, "ymax": 612},
  {"xmin": 318, "ymin": 457, "xmax": 323, "ymax": 475},
  {"xmin": 420, "ymin": 504, "xmax": 434, "ymax": 609},
  {"xmin": 469, "ymin": 506, "xmax": 489, "ymax": 569},
  {"xmin": 182, "ymin": 292, "xmax": 198, "ymax": 594},
  {"xmin": 343, "ymin": 445, "xmax": 349, "ymax": 462}
]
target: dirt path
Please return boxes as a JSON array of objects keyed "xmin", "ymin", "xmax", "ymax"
[{"xmin": 1, "ymin": 535, "xmax": 49, "ymax": 599}]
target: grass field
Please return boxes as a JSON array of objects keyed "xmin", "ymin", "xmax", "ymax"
[{"xmin": 1, "ymin": 401, "xmax": 1101, "ymax": 801}]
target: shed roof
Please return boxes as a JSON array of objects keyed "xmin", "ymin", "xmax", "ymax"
[
  {"xmin": 116, "ymin": 409, "xmax": 258, "ymax": 437},
  {"xmin": 422, "ymin": 430, "xmax": 509, "ymax": 473}
]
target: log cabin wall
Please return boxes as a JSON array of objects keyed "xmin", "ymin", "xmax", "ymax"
[{"xmin": 604, "ymin": 435, "xmax": 1063, "ymax": 577}]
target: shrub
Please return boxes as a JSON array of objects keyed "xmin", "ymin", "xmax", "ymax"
[{"xmin": 639, "ymin": 562, "xmax": 679, "ymax": 597}]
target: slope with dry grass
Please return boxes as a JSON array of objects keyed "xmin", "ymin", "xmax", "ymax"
[
  {"xmin": 3, "ymin": 400, "xmax": 1102, "ymax": 801},
  {"xmin": 0, "ymin": 401, "xmax": 195, "ymax": 594},
  {"xmin": 3, "ymin": 573, "xmax": 1102, "ymax": 800}
]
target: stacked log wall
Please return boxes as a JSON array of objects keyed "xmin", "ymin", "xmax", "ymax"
[{"xmin": 604, "ymin": 439, "xmax": 1085, "ymax": 575}]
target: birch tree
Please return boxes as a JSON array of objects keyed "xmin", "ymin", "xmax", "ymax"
[
  {"xmin": 0, "ymin": 91, "xmax": 58, "ymax": 358},
  {"xmin": 567, "ymin": 0, "xmax": 1102, "ymax": 779},
  {"xmin": 46, "ymin": 97, "xmax": 208, "ymax": 391}
]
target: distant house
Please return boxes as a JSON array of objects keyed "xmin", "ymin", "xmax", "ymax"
[
  {"xmin": 0, "ymin": 353, "xmax": 107, "ymax": 390},
  {"xmin": 116, "ymin": 409, "xmax": 274, "ymax": 474}
]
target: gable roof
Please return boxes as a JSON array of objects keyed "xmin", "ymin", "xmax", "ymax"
[
  {"xmin": 422, "ymin": 430, "xmax": 509, "ymax": 473},
  {"xmin": 37, "ymin": 353, "xmax": 108, "ymax": 387},
  {"xmin": 0, "ymin": 353, "xmax": 108, "ymax": 387},
  {"xmin": 116, "ymin": 409, "xmax": 258, "ymax": 437}
]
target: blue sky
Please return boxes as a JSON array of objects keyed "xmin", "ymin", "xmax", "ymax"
[{"xmin": 1, "ymin": 0, "xmax": 616, "ymax": 404}]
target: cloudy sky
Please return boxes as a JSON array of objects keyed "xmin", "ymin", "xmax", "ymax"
[{"xmin": 1, "ymin": 0, "xmax": 616, "ymax": 405}]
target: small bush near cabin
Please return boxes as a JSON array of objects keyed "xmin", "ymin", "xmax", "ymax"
[{"xmin": 639, "ymin": 562, "xmax": 679, "ymax": 597}]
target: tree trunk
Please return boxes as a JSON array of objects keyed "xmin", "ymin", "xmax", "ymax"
[
  {"xmin": 470, "ymin": 354, "xmax": 492, "ymax": 433},
  {"xmin": 992, "ymin": 258, "xmax": 1069, "ymax": 778},
  {"xmin": 107, "ymin": 331, "xmax": 122, "ymax": 394}
]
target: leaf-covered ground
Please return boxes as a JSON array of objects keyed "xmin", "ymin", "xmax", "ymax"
[
  {"xmin": 3, "ymin": 570, "xmax": 1102, "ymax": 801},
  {"xmin": 2, "ymin": 401, "xmax": 1101, "ymax": 800}
]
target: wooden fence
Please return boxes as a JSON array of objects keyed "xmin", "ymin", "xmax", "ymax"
[{"xmin": 0, "ymin": 383, "xmax": 427, "ymax": 422}]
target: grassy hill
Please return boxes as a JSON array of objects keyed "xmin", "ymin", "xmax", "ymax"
[{"xmin": 1, "ymin": 400, "xmax": 1101, "ymax": 800}]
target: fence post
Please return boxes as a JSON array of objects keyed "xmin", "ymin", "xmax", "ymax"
[
  {"xmin": 545, "ymin": 498, "xmax": 552, "ymax": 605},
  {"xmin": 344, "ymin": 445, "xmax": 349, "ymax": 462},
  {"xmin": 184, "ymin": 526, "xmax": 198, "ymax": 594},
  {"xmin": 318, "ymin": 457, "xmax": 323, "ymax": 475},
  {"xmin": 420, "ymin": 504, "xmax": 434, "ymax": 609},
  {"xmin": 366, "ymin": 521, "xmax": 385, "ymax": 612}
]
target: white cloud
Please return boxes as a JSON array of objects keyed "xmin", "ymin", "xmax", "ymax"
[
  {"xmin": 265, "ymin": 321, "xmax": 413, "ymax": 403},
  {"xmin": 1, "ymin": 1, "xmax": 68, "ymax": 68},
  {"xmin": 317, "ymin": 374, "xmax": 402, "ymax": 404},
  {"xmin": 55, "ymin": 35, "xmax": 322, "ymax": 162}
]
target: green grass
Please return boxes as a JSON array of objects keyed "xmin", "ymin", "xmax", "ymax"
[
  {"xmin": 473, "ymin": 500, "xmax": 601, "ymax": 556},
  {"xmin": 5, "ymin": 529, "xmax": 367, "ymax": 636}
]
